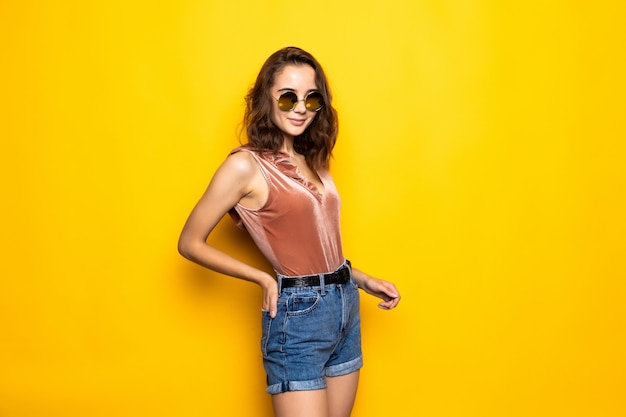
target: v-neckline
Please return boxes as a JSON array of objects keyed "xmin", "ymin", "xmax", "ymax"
[
  {"xmin": 293, "ymin": 163, "xmax": 325, "ymax": 198},
  {"xmin": 272, "ymin": 151, "xmax": 326, "ymax": 200}
]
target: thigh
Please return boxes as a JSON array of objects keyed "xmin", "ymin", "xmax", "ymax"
[
  {"xmin": 326, "ymin": 371, "xmax": 360, "ymax": 417},
  {"xmin": 272, "ymin": 389, "xmax": 329, "ymax": 417}
]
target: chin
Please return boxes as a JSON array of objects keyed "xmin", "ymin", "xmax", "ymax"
[
  {"xmin": 280, "ymin": 125, "xmax": 307, "ymax": 138},
  {"xmin": 290, "ymin": 128, "xmax": 309, "ymax": 137}
]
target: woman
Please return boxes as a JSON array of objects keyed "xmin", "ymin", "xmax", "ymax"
[{"xmin": 178, "ymin": 46, "xmax": 400, "ymax": 417}]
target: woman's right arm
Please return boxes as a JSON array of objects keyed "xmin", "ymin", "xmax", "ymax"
[{"xmin": 177, "ymin": 152, "xmax": 279, "ymax": 316}]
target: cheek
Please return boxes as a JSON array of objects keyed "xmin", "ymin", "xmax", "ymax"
[{"xmin": 304, "ymin": 114, "xmax": 317, "ymax": 130}]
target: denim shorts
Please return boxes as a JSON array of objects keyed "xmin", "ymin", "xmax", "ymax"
[{"xmin": 260, "ymin": 262, "xmax": 363, "ymax": 394}]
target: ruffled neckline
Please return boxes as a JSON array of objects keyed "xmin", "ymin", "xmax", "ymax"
[{"xmin": 264, "ymin": 151, "xmax": 324, "ymax": 200}]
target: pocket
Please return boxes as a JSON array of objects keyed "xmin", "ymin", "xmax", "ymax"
[
  {"xmin": 347, "ymin": 270, "xmax": 360, "ymax": 292},
  {"xmin": 260, "ymin": 309, "xmax": 272, "ymax": 356},
  {"xmin": 349, "ymin": 275, "xmax": 359, "ymax": 290},
  {"xmin": 286, "ymin": 291, "xmax": 320, "ymax": 317}
]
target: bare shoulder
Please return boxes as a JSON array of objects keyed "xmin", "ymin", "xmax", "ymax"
[
  {"xmin": 216, "ymin": 148, "xmax": 267, "ymax": 208},
  {"xmin": 217, "ymin": 149, "xmax": 258, "ymax": 179}
]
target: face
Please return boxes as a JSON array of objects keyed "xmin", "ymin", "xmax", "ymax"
[{"xmin": 270, "ymin": 64, "xmax": 319, "ymax": 140}]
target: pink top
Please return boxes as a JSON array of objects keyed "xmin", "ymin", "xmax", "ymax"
[{"xmin": 228, "ymin": 147, "xmax": 344, "ymax": 276}]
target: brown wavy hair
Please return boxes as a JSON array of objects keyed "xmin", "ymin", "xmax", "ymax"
[{"xmin": 242, "ymin": 47, "xmax": 338, "ymax": 170}]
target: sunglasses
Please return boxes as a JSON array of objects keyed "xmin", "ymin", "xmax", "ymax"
[{"xmin": 274, "ymin": 91, "xmax": 324, "ymax": 112}]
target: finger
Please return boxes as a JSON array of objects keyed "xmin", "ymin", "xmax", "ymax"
[
  {"xmin": 381, "ymin": 283, "xmax": 400, "ymax": 299},
  {"xmin": 388, "ymin": 296, "xmax": 400, "ymax": 309},
  {"xmin": 269, "ymin": 292, "xmax": 278, "ymax": 318},
  {"xmin": 378, "ymin": 294, "xmax": 400, "ymax": 310}
]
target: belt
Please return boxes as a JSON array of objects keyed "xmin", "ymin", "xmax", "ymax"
[{"xmin": 280, "ymin": 261, "xmax": 351, "ymax": 289}]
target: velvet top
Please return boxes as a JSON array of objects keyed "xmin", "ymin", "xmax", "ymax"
[{"xmin": 228, "ymin": 147, "xmax": 344, "ymax": 276}]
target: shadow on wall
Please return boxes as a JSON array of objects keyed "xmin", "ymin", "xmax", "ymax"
[
  {"xmin": 176, "ymin": 215, "xmax": 272, "ymax": 306},
  {"xmin": 170, "ymin": 215, "xmax": 275, "ymax": 414}
]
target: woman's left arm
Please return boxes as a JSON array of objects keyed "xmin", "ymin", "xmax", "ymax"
[{"xmin": 351, "ymin": 267, "xmax": 401, "ymax": 310}]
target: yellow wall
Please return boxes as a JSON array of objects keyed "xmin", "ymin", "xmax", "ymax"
[{"xmin": 1, "ymin": 1, "xmax": 625, "ymax": 416}]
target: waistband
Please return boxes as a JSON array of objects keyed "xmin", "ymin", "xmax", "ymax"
[{"xmin": 278, "ymin": 260, "xmax": 351, "ymax": 291}]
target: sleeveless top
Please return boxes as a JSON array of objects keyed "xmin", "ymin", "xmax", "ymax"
[{"xmin": 228, "ymin": 147, "xmax": 344, "ymax": 276}]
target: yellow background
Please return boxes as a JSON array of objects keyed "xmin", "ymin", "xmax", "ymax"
[{"xmin": 1, "ymin": 1, "xmax": 625, "ymax": 416}]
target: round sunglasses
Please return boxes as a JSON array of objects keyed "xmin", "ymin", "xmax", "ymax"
[{"xmin": 273, "ymin": 91, "xmax": 324, "ymax": 112}]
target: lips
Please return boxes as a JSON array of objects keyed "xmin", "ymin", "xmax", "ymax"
[{"xmin": 289, "ymin": 118, "xmax": 306, "ymax": 126}]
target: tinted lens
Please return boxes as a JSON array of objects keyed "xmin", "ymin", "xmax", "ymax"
[
  {"xmin": 305, "ymin": 92, "xmax": 324, "ymax": 112},
  {"xmin": 277, "ymin": 91, "xmax": 298, "ymax": 111}
]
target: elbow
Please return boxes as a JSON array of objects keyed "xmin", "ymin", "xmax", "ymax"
[{"xmin": 177, "ymin": 236, "xmax": 194, "ymax": 261}]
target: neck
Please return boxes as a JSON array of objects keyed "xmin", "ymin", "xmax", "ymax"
[{"xmin": 280, "ymin": 136, "xmax": 296, "ymax": 156}]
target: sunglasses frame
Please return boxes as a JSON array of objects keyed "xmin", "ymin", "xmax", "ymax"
[{"xmin": 273, "ymin": 90, "xmax": 324, "ymax": 112}]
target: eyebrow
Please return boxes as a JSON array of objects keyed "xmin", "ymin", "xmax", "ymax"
[{"xmin": 276, "ymin": 87, "xmax": 319, "ymax": 94}]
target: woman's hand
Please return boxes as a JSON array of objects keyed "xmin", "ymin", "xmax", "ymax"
[
  {"xmin": 352, "ymin": 268, "xmax": 401, "ymax": 310},
  {"xmin": 260, "ymin": 274, "xmax": 279, "ymax": 318}
]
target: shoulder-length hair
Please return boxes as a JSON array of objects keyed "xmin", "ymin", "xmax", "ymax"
[{"xmin": 242, "ymin": 47, "xmax": 338, "ymax": 170}]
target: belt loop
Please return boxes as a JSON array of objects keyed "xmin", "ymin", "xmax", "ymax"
[
  {"xmin": 319, "ymin": 273, "xmax": 326, "ymax": 295},
  {"xmin": 277, "ymin": 276, "xmax": 283, "ymax": 293}
]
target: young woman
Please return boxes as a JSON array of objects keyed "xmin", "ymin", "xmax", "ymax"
[{"xmin": 178, "ymin": 46, "xmax": 400, "ymax": 417}]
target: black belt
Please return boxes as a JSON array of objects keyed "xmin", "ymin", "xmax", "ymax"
[{"xmin": 280, "ymin": 261, "xmax": 351, "ymax": 288}]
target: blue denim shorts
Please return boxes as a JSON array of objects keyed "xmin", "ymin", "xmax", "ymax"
[{"xmin": 261, "ymin": 262, "xmax": 363, "ymax": 394}]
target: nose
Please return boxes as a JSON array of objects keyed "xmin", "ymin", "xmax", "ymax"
[{"xmin": 292, "ymin": 98, "xmax": 307, "ymax": 113}]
